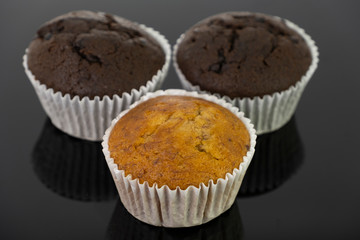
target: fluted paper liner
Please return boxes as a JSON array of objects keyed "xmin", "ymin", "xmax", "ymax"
[
  {"xmin": 106, "ymin": 200, "xmax": 243, "ymax": 239},
  {"xmin": 102, "ymin": 89, "xmax": 256, "ymax": 227},
  {"xmin": 23, "ymin": 15, "xmax": 171, "ymax": 141},
  {"xmin": 173, "ymin": 14, "xmax": 319, "ymax": 134}
]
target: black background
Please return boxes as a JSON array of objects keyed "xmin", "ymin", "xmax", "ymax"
[{"xmin": 1, "ymin": 0, "xmax": 359, "ymax": 239}]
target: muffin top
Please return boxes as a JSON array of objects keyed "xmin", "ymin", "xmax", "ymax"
[
  {"xmin": 176, "ymin": 12, "xmax": 312, "ymax": 98},
  {"xmin": 27, "ymin": 11, "xmax": 165, "ymax": 99},
  {"xmin": 108, "ymin": 95, "xmax": 250, "ymax": 190}
]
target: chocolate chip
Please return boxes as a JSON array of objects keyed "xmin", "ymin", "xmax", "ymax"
[
  {"xmin": 255, "ymin": 17, "xmax": 265, "ymax": 23},
  {"xmin": 44, "ymin": 32, "xmax": 52, "ymax": 40},
  {"xmin": 290, "ymin": 36, "xmax": 299, "ymax": 44},
  {"xmin": 209, "ymin": 63, "xmax": 221, "ymax": 73}
]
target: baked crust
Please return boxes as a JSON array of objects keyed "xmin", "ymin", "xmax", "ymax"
[{"xmin": 108, "ymin": 95, "xmax": 250, "ymax": 190}]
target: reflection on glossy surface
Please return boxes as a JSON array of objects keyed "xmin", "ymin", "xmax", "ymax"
[
  {"xmin": 239, "ymin": 117, "xmax": 304, "ymax": 196},
  {"xmin": 106, "ymin": 200, "xmax": 243, "ymax": 240},
  {"xmin": 32, "ymin": 119, "xmax": 117, "ymax": 201}
]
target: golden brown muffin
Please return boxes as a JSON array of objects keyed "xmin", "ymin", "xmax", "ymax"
[{"xmin": 108, "ymin": 95, "xmax": 250, "ymax": 190}]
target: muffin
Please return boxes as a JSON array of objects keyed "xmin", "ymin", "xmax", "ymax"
[
  {"xmin": 102, "ymin": 89, "xmax": 256, "ymax": 227},
  {"xmin": 174, "ymin": 12, "xmax": 319, "ymax": 134},
  {"xmin": 24, "ymin": 10, "xmax": 171, "ymax": 141},
  {"xmin": 33, "ymin": 119, "xmax": 117, "ymax": 201}
]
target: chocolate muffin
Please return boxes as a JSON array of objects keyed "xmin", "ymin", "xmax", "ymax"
[
  {"xmin": 27, "ymin": 10, "xmax": 165, "ymax": 99},
  {"xmin": 176, "ymin": 12, "xmax": 312, "ymax": 98}
]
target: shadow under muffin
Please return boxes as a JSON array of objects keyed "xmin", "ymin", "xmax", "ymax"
[
  {"xmin": 238, "ymin": 116, "xmax": 304, "ymax": 196},
  {"xmin": 32, "ymin": 118, "xmax": 117, "ymax": 201}
]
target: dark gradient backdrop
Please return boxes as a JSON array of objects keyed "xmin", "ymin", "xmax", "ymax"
[{"xmin": 1, "ymin": 0, "xmax": 359, "ymax": 239}]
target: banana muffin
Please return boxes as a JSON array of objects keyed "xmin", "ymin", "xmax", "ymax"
[{"xmin": 108, "ymin": 95, "xmax": 251, "ymax": 190}]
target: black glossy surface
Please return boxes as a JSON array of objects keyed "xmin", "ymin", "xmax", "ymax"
[{"xmin": 1, "ymin": 0, "xmax": 360, "ymax": 239}]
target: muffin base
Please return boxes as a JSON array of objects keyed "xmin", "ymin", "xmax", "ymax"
[
  {"xmin": 102, "ymin": 89, "xmax": 256, "ymax": 227},
  {"xmin": 173, "ymin": 14, "xmax": 319, "ymax": 134}
]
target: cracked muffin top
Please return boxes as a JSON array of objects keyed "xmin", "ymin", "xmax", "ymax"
[
  {"xmin": 176, "ymin": 12, "xmax": 312, "ymax": 98},
  {"xmin": 108, "ymin": 95, "xmax": 250, "ymax": 190},
  {"xmin": 27, "ymin": 11, "xmax": 165, "ymax": 99}
]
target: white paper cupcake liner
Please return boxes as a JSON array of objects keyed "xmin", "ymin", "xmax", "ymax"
[
  {"xmin": 102, "ymin": 89, "xmax": 256, "ymax": 227},
  {"xmin": 23, "ymin": 16, "xmax": 171, "ymax": 141},
  {"xmin": 106, "ymin": 199, "xmax": 243, "ymax": 239},
  {"xmin": 173, "ymin": 14, "xmax": 319, "ymax": 134}
]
